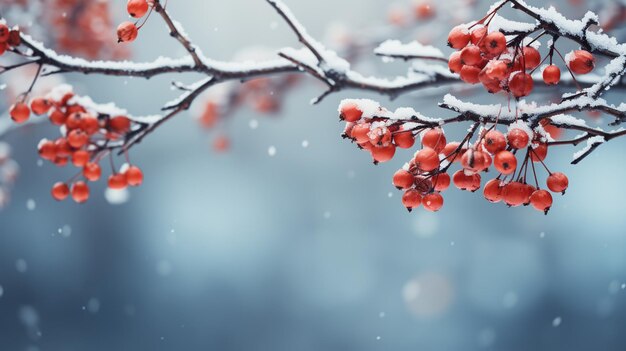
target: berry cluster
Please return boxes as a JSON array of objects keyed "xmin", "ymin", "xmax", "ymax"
[
  {"xmin": 10, "ymin": 87, "xmax": 144, "ymax": 203},
  {"xmin": 340, "ymin": 101, "xmax": 570, "ymax": 214},
  {"xmin": 0, "ymin": 23, "xmax": 21, "ymax": 56},
  {"xmin": 447, "ymin": 9, "xmax": 595, "ymax": 96},
  {"xmin": 117, "ymin": 0, "xmax": 153, "ymax": 43},
  {"xmin": 340, "ymin": 102, "xmax": 415, "ymax": 164}
]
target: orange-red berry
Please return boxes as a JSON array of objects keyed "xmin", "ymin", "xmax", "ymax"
[
  {"xmin": 421, "ymin": 128, "xmax": 446, "ymax": 153},
  {"xmin": 393, "ymin": 128, "xmax": 416, "ymax": 149},
  {"xmin": 546, "ymin": 172, "xmax": 568, "ymax": 193},
  {"xmin": 83, "ymin": 162, "xmax": 102, "ymax": 182},
  {"xmin": 108, "ymin": 173, "xmax": 128, "ymax": 190},
  {"xmin": 530, "ymin": 189, "xmax": 553, "ymax": 213},
  {"xmin": 542, "ymin": 65, "xmax": 561, "ymax": 85},
  {"xmin": 508, "ymin": 72, "xmax": 533, "ymax": 98},
  {"xmin": 393, "ymin": 169, "xmax": 415, "ymax": 190},
  {"xmin": 51, "ymin": 182, "xmax": 70, "ymax": 201},
  {"xmin": 507, "ymin": 128, "xmax": 529, "ymax": 149},
  {"xmin": 71, "ymin": 181, "xmax": 90, "ymax": 203},
  {"xmin": 522, "ymin": 47, "xmax": 541, "ymax": 70},
  {"xmin": 494, "ymin": 150, "xmax": 517, "ymax": 175},
  {"xmin": 567, "ymin": 50, "xmax": 595, "ymax": 75},
  {"xmin": 30, "ymin": 98, "xmax": 51, "ymax": 115},
  {"xmin": 71, "ymin": 150, "xmax": 91, "ymax": 167},
  {"xmin": 371, "ymin": 144, "xmax": 396, "ymax": 163},
  {"xmin": 117, "ymin": 21, "xmax": 138, "ymax": 43},
  {"xmin": 447, "ymin": 26, "xmax": 470, "ymax": 49},
  {"xmin": 10, "ymin": 102, "xmax": 30, "ymax": 123},
  {"xmin": 340, "ymin": 102, "xmax": 363, "ymax": 122},
  {"xmin": 422, "ymin": 193, "xmax": 444, "ymax": 212},
  {"xmin": 484, "ymin": 32, "xmax": 506, "ymax": 56},
  {"xmin": 402, "ymin": 189, "xmax": 422, "ymax": 211},
  {"xmin": 483, "ymin": 178, "xmax": 503, "ymax": 203},
  {"xmin": 414, "ymin": 148, "xmax": 440, "ymax": 172},
  {"xmin": 125, "ymin": 165, "xmax": 144, "ymax": 186},
  {"xmin": 482, "ymin": 130, "xmax": 507, "ymax": 154},
  {"xmin": 127, "ymin": 0, "xmax": 149, "ymax": 18}
]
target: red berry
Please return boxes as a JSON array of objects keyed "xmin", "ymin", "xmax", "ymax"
[
  {"xmin": 460, "ymin": 65, "xmax": 481, "ymax": 84},
  {"xmin": 530, "ymin": 189, "xmax": 553, "ymax": 213},
  {"xmin": 421, "ymin": 128, "xmax": 446, "ymax": 153},
  {"xmin": 484, "ymin": 32, "xmax": 506, "ymax": 56},
  {"xmin": 38, "ymin": 139, "xmax": 57, "ymax": 161},
  {"xmin": 49, "ymin": 109, "xmax": 67, "ymax": 125},
  {"xmin": 507, "ymin": 128, "xmax": 529, "ymax": 149},
  {"xmin": 522, "ymin": 47, "xmax": 541, "ymax": 70},
  {"xmin": 371, "ymin": 144, "xmax": 396, "ymax": 163},
  {"xmin": 351, "ymin": 123, "xmax": 371, "ymax": 144},
  {"xmin": 494, "ymin": 150, "xmax": 517, "ymax": 175},
  {"xmin": 502, "ymin": 181, "xmax": 526, "ymax": 207},
  {"xmin": 414, "ymin": 148, "xmax": 440, "ymax": 172},
  {"xmin": 453, "ymin": 170, "xmax": 481, "ymax": 192},
  {"xmin": 117, "ymin": 22, "xmax": 138, "ymax": 43},
  {"xmin": 483, "ymin": 178, "xmax": 503, "ymax": 203},
  {"xmin": 483, "ymin": 130, "xmax": 507, "ymax": 154},
  {"xmin": 51, "ymin": 182, "xmax": 70, "ymax": 201},
  {"xmin": 447, "ymin": 26, "xmax": 470, "ymax": 49},
  {"xmin": 83, "ymin": 162, "xmax": 102, "ymax": 182},
  {"xmin": 127, "ymin": 0, "xmax": 149, "ymax": 18},
  {"xmin": 0, "ymin": 24, "xmax": 9, "ymax": 43},
  {"xmin": 470, "ymin": 26, "xmax": 487, "ymax": 45},
  {"xmin": 422, "ymin": 193, "xmax": 444, "ymax": 212},
  {"xmin": 508, "ymin": 72, "xmax": 533, "ymax": 98},
  {"xmin": 81, "ymin": 115, "xmax": 100, "ymax": 135},
  {"xmin": 546, "ymin": 172, "xmax": 568, "ymax": 193},
  {"xmin": 71, "ymin": 150, "xmax": 91, "ymax": 167},
  {"xmin": 54, "ymin": 138, "xmax": 72, "ymax": 157},
  {"xmin": 432, "ymin": 173, "xmax": 450, "ymax": 192},
  {"xmin": 71, "ymin": 181, "xmax": 90, "ymax": 203},
  {"xmin": 393, "ymin": 169, "xmax": 414, "ymax": 190},
  {"xmin": 393, "ymin": 128, "xmax": 415, "ymax": 149},
  {"xmin": 567, "ymin": 50, "xmax": 595, "ymax": 75},
  {"xmin": 30, "ymin": 98, "xmax": 51, "ymax": 115},
  {"xmin": 125, "ymin": 165, "xmax": 144, "ymax": 186},
  {"xmin": 108, "ymin": 116, "xmax": 132, "ymax": 134},
  {"xmin": 482, "ymin": 60, "xmax": 510, "ymax": 81},
  {"xmin": 461, "ymin": 149, "xmax": 489, "ymax": 173},
  {"xmin": 530, "ymin": 143, "xmax": 548, "ymax": 162},
  {"xmin": 108, "ymin": 173, "xmax": 128, "ymax": 190},
  {"xmin": 340, "ymin": 102, "xmax": 363, "ymax": 122},
  {"xmin": 68, "ymin": 129, "xmax": 89, "ymax": 149},
  {"xmin": 9, "ymin": 102, "xmax": 30, "ymax": 123},
  {"xmin": 460, "ymin": 45, "xmax": 482, "ymax": 66},
  {"xmin": 542, "ymin": 65, "xmax": 561, "ymax": 85},
  {"xmin": 402, "ymin": 189, "xmax": 422, "ymax": 211},
  {"xmin": 448, "ymin": 51, "xmax": 463, "ymax": 73}
]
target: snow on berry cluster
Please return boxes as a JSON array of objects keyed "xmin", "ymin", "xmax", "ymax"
[
  {"xmin": 0, "ymin": 22, "xmax": 21, "ymax": 55},
  {"xmin": 10, "ymin": 85, "xmax": 145, "ymax": 203},
  {"xmin": 340, "ymin": 99, "xmax": 569, "ymax": 214},
  {"xmin": 447, "ymin": 5, "xmax": 595, "ymax": 96}
]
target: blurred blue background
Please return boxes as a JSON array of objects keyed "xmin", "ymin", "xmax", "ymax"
[{"xmin": 1, "ymin": 0, "xmax": 625, "ymax": 350}]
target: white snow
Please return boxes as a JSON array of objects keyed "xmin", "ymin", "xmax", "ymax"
[{"xmin": 374, "ymin": 40, "xmax": 445, "ymax": 60}]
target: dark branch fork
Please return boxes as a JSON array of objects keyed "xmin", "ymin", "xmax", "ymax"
[{"xmin": 2, "ymin": 0, "xmax": 626, "ymax": 164}]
